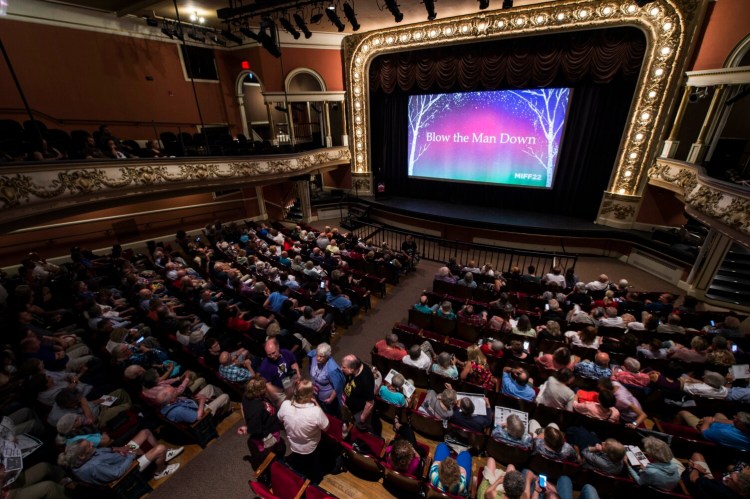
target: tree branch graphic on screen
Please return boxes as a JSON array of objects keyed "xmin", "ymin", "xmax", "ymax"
[
  {"xmin": 507, "ymin": 88, "xmax": 568, "ymax": 188},
  {"xmin": 408, "ymin": 94, "xmax": 465, "ymax": 176}
]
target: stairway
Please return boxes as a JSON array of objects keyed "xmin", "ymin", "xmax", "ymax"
[{"xmin": 705, "ymin": 243, "xmax": 750, "ymax": 307}]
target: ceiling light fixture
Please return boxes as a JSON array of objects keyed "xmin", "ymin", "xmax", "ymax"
[
  {"xmin": 293, "ymin": 13, "xmax": 313, "ymax": 38},
  {"xmin": 343, "ymin": 3, "xmax": 360, "ymax": 31},
  {"xmin": 325, "ymin": 7, "xmax": 346, "ymax": 32},
  {"xmin": 279, "ymin": 17, "xmax": 301, "ymax": 39}
]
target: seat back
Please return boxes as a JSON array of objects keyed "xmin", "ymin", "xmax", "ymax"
[
  {"xmin": 400, "ymin": 362, "xmax": 430, "ymax": 388},
  {"xmin": 423, "ymin": 482, "xmax": 466, "ymax": 499},
  {"xmin": 382, "ymin": 467, "xmax": 423, "ymax": 498},
  {"xmin": 270, "ymin": 461, "xmax": 309, "ymax": 499},
  {"xmin": 305, "ymin": 484, "xmax": 338, "ymax": 499},
  {"xmin": 578, "ymin": 468, "xmax": 635, "ymax": 497},
  {"xmin": 432, "ymin": 315, "xmax": 457, "ymax": 336},
  {"xmin": 485, "ymin": 437, "xmax": 532, "ymax": 467},
  {"xmin": 408, "ymin": 407, "xmax": 447, "ymax": 440},
  {"xmin": 341, "ymin": 429, "xmax": 385, "ymax": 481},
  {"xmin": 447, "ymin": 423, "xmax": 488, "ymax": 454},
  {"xmin": 409, "ymin": 308, "xmax": 433, "ymax": 330},
  {"xmin": 374, "ymin": 395, "xmax": 404, "ymax": 423},
  {"xmin": 528, "ymin": 454, "xmax": 581, "ymax": 482}
]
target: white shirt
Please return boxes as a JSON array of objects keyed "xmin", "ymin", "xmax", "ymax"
[
  {"xmin": 402, "ymin": 351, "xmax": 431, "ymax": 371},
  {"xmin": 536, "ymin": 377, "xmax": 575, "ymax": 411},
  {"xmin": 682, "ymin": 382, "xmax": 728, "ymax": 399},
  {"xmin": 585, "ymin": 280, "xmax": 609, "ymax": 291},
  {"xmin": 543, "ymin": 274, "xmax": 565, "ymax": 287},
  {"xmin": 278, "ymin": 400, "xmax": 329, "ymax": 455}
]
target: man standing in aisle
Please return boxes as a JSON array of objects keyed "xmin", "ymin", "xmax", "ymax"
[{"xmin": 340, "ymin": 354, "xmax": 376, "ymax": 434}]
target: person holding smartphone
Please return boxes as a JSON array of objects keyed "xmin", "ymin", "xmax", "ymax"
[{"xmin": 518, "ymin": 470, "xmax": 600, "ymax": 499}]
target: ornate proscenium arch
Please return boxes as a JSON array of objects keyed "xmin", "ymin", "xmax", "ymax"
[{"xmin": 342, "ymin": 0, "xmax": 709, "ymax": 228}]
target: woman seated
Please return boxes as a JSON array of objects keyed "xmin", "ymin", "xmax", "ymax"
[
  {"xmin": 428, "ymin": 443, "xmax": 472, "ymax": 496},
  {"xmin": 535, "ymin": 346, "xmax": 576, "ymax": 371},
  {"xmin": 378, "ymin": 373, "xmax": 408, "ymax": 407},
  {"xmin": 431, "ymin": 352, "xmax": 460, "ymax": 379},
  {"xmin": 490, "ymin": 413, "xmax": 532, "ymax": 449},
  {"xmin": 419, "ymin": 386, "xmax": 456, "ymax": 420},
  {"xmin": 573, "ymin": 388, "xmax": 620, "ymax": 423},
  {"xmin": 383, "ymin": 418, "xmax": 426, "ymax": 477},
  {"xmin": 460, "ymin": 346, "xmax": 498, "ymax": 391},
  {"xmin": 511, "ymin": 315, "xmax": 536, "ymax": 337},
  {"xmin": 535, "ymin": 320, "xmax": 563, "ymax": 342},
  {"xmin": 530, "ymin": 421, "xmax": 579, "ymax": 463},
  {"xmin": 505, "ymin": 340, "xmax": 530, "ymax": 362},
  {"xmin": 626, "ymin": 436, "xmax": 680, "ymax": 491},
  {"xmin": 564, "ymin": 325, "xmax": 600, "ymax": 349},
  {"xmin": 566, "ymin": 426, "xmax": 625, "ymax": 475}
]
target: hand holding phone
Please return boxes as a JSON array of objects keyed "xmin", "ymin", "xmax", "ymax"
[{"xmin": 538, "ymin": 474, "xmax": 547, "ymax": 488}]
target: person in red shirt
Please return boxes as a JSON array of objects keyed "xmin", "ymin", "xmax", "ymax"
[{"xmin": 374, "ymin": 333, "xmax": 408, "ymax": 361}]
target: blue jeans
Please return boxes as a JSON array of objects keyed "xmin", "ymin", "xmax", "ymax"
[
  {"xmin": 433, "ymin": 443, "xmax": 472, "ymax": 480},
  {"xmin": 522, "ymin": 471, "xmax": 575, "ymax": 499}
]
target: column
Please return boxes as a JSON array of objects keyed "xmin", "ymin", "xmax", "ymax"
[
  {"xmin": 685, "ymin": 228, "xmax": 733, "ymax": 293},
  {"xmin": 255, "ymin": 186, "xmax": 268, "ymax": 219},
  {"xmin": 687, "ymin": 84, "xmax": 727, "ymax": 164},
  {"xmin": 340, "ymin": 100, "xmax": 349, "ymax": 147},
  {"xmin": 323, "ymin": 101, "xmax": 332, "ymax": 147},
  {"xmin": 296, "ymin": 180, "xmax": 313, "ymax": 222},
  {"xmin": 286, "ymin": 104, "xmax": 296, "ymax": 146},
  {"xmin": 265, "ymin": 103, "xmax": 277, "ymax": 146},
  {"xmin": 660, "ymin": 85, "xmax": 691, "ymax": 159},
  {"xmin": 305, "ymin": 102, "xmax": 312, "ymax": 143}
]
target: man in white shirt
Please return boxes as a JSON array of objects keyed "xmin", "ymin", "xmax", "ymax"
[
  {"xmin": 599, "ymin": 307, "xmax": 624, "ymax": 327},
  {"xmin": 402, "ymin": 344, "xmax": 432, "ymax": 371},
  {"xmin": 682, "ymin": 371, "xmax": 729, "ymax": 399},
  {"xmin": 542, "ymin": 266, "xmax": 566, "ymax": 288},
  {"xmin": 585, "ymin": 274, "xmax": 610, "ymax": 292},
  {"xmin": 536, "ymin": 369, "xmax": 575, "ymax": 411}
]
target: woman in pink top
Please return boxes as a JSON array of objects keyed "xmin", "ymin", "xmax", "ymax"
[
  {"xmin": 611, "ymin": 358, "xmax": 650, "ymax": 387},
  {"xmin": 573, "ymin": 390, "xmax": 620, "ymax": 423}
]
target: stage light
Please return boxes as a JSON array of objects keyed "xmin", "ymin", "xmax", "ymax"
[
  {"xmin": 325, "ymin": 7, "xmax": 346, "ymax": 32},
  {"xmin": 423, "ymin": 0, "xmax": 436, "ymax": 20},
  {"xmin": 221, "ymin": 29, "xmax": 243, "ymax": 45},
  {"xmin": 343, "ymin": 3, "xmax": 360, "ymax": 31},
  {"xmin": 258, "ymin": 18, "xmax": 282, "ymax": 58},
  {"xmin": 240, "ymin": 26, "xmax": 262, "ymax": 42},
  {"xmin": 310, "ymin": 12, "xmax": 324, "ymax": 23},
  {"xmin": 478, "ymin": 0, "xmax": 490, "ymax": 10},
  {"xmin": 294, "ymin": 13, "xmax": 313, "ymax": 38},
  {"xmin": 502, "ymin": 0, "xmax": 513, "ymax": 8},
  {"xmin": 384, "ymin": 0, "xmax": 404, "ymax": 22},
  {"xmin": 211, "ymin": 35, "xmax": 227, "ymax": 46},
  {"xmin": 279, "ymin": 17, "xmax": 301, "ymax": 39}
]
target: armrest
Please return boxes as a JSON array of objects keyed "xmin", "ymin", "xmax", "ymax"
[
  {"xmin": 422, "ymin": 452, "xmax": 432, "ymax": 479},
  {"xmin": 293, "ymin": 480, "xmax": 311, "ymax": 499},
  {"xmin": 107, "ymin": 461, "xmax": 140, "ymax": 489},
  {"xmin": 251, "ymin": 452, "xmax": 277, "ymax": 479},
  {"xmin": 653, "ymin": 418, "xmax": 665, "ymax": 433}
]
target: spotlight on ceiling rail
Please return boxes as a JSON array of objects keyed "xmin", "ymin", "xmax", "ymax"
[
  {"xmin": 343, "ymin": 3, "xmax": 360, "ymax": 31},
  {"xmin": 279, "ymin": 16, "xmax": 301, "ymax": 39},
  {"xmin": 325, "ymin": 6, "xmax": 346, "ymax": 32},
  {"xmin": 383, "ymin": 0, "xmax": 404, "ymax": 22},
  {"xmin": 221, "ymin": 29, "xmax": 243, "ymax": 44},
  {"xmin": 293, "ymin": 13, "xmax": 313, "ymax": 38}
]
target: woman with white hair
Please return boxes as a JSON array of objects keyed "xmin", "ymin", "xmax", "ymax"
[
  {"xmin": 611, "ymin": 357, "xmax": 650, "ymax": 387},
  {"xmin": 626, "ymin": 436, "xmax": 680, "ymax": 491},
  {"xmin": 433, "ymin": 267, "xmax": 457, "ymax": 284},
  {"xmin": 307, "ymin": 342, "xmax": 345, "ymax": 416}
]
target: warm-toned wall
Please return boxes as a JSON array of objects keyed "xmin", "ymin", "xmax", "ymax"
[
  {"xmin": 690, "ymin": 0, "xmax": 750, "ymax": 70},
  {"xmin": 636, "ymin": 185, "xmax": 689, "ymax": 227},
  {"xmin": 0, "ymin": 18, "xmax": 344, "ymax": 142}
]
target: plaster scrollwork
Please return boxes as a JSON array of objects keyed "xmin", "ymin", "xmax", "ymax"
[
  {"xmin": 0, "ymin": 147, "xmax": 351, "ymax": 213},
  {"xmin": 600, "ymin": 201, "xmax": 636, "ymax": 220}
]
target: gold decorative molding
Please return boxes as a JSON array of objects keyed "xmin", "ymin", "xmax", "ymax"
[
  {"xmin": 0, "ymin": 147, "xmax": 351, "ymax": 226},
  {"xmin": 343, "ymin": 0, "xmax": 708, "ymax": 200},
  {"xmin": 649, "ymin": 158, "xmax": 750, "ymax": 240},
  {"xmin": 597, "ymin": 191, "xmax": 641, "ymax": 228}
]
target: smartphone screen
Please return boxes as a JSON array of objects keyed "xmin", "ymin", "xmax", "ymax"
[
  {"xmin": 320, "ymin": 281, "xmax": 325, "ymax": 289},
  {"xmin": 523, "ymin": 341, "xmax": 530, "ymax": 351},
  {"xmin": 710, "ymin": 320, "xmax": 715, "ymax": 327},
  {"xmin": 545, "ymin": 304, "xmax": 549, "ymax": 311},
  {"xmin": 732, "ymin": 344, "xmax": 738, "ymax": 352},
  {"xmin": 136, "ymin": 336, "xmax": 145, "ymax": 344},
  {"xmin": 539, "ymin": 475, "xmax": 547, "ymax": 488}
]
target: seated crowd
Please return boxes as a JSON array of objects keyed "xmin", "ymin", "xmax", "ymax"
[{"xmin": 0, "ymin": 219, "xmax": 424, "ymax": 497}]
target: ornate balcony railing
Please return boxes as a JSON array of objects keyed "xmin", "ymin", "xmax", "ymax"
[
  {"xmin": 649, "ymin": 158, "xmax": 750, "ymax": 244},
  {"xmin": 0, "ymin": 147, "xmax": 350, "ymax": 230}
]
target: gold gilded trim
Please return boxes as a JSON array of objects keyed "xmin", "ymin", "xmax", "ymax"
[{"xmin": 343, "ymin": 0, "xmax": 707, "ymax": 198}]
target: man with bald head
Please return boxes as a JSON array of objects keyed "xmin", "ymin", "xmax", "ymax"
[
  {"xmin": 585, "ymin": 274, "xmax": 610, "ymax": 292},
  {"xmin": 574, "ymin": 352, "xmax": 612, "ymax": 379},
  {"xmin": 258, "ymin": 338, "xmax": 300, "ymax": 405},
  {"xmin": 218, "ymin": 351, "xmax": 254, "ymax": 383},
  {"xmin": 340, "ymin": 354, "xmax": 376, "ymax": 432}
]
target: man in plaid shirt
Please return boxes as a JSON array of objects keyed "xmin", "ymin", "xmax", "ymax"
[
  {"xmin": 218, "ymin": 351, "xmax": 254, "ymax": 383},
  {"xmin": 573, "ymin": 352, "xmax": 612, "ymax": 379}
]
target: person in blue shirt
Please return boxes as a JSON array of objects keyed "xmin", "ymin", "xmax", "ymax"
[
  {"xmin": 264, "ymin": 286, "xmax": 292, "ymax": 314},
  {"xmin": 501, "ymin": 366, "xmax": 536, "ymax": 401},
  {"xmin": 413, "ymin": 294, "xmax": 437, "ymax": 315},
  {"xmin": 378, "ymin": 373, "xmax": 408, "ymax": 407},
  {"xmin": 326, "ymin": 285, "xmax": 357, "ymax": 314},
  {"xmin": 699, "ymin": 411, "xmax": 750, "ymax": 452}
]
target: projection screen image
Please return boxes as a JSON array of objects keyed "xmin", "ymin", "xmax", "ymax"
[{"xmin": 407, "ymin": 88, "xmax": 572, "ymax": 188}]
